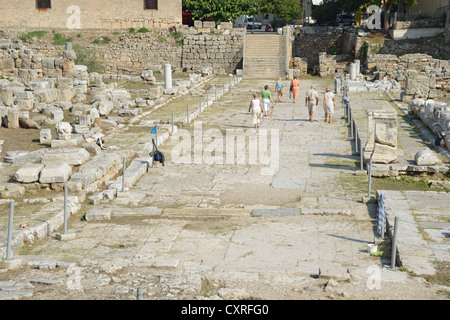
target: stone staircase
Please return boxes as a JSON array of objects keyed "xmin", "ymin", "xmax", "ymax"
[{"xmin": 243, "ymin": 34, "xmax": 287, "ymax": 79}]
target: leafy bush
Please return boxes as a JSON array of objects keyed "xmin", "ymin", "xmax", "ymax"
[
  {"xmin": 170, "ymin": 31, "xmax": 183, "ymax": 40},
  {"xmin": 73, "ymin": 44, "xmax": 104, "ymax": 73},
  {"xmin": 19, "ymin": 30, "xmax": 48, "ymax": 42},
  {"xmin": 53, "ymin": 33, "xmax": 72, "ymax": 45},
  {"xmin": 92, "ymin": 36, "xmax": 111, "ymax": 45},
  {"xmin": 312, "ymin": 0, "xmax": 341, "ymax": 26},
  {"xmin": 137, "ymin": 27, "xmax": 151, "ymax": 33}
]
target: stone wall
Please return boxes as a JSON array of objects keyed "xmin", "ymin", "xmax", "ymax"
[
  {"xmin": 0, "ymin": 0, "xmax": 182, "ymax": 30},
  {"xmin": 408, "ymin": 98, "xmax": 450, "ymax": 152},
  {"xmin": 365, "ymin": 53, "xmax": 450, "ymax": 101},
  {"xmin": 293, "ymin": 27, "xmax": 357, "ymax": 73},
  {"xmin": 395, "ymin": 18, "xmax": 444, "ymax": 30},
  {"xmin": 94, "ymin": 33, "xmax": 182, "ymax": 75},
  {"xmin": 1, "ymin": 23, "xmax": 245, "ymax": 76},
  {"xmin": 182, "ymin": 29, "xmax": 245, "ymax": 74},
  {"xmin": 318, "ymin": 52, "xmax": 353, "ymax": 77},
  {"xmin": 290, "ymin": 57, "xmax": 308, "ymax": 78}
]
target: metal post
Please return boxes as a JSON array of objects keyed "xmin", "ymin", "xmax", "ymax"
[
  {"xmin": 350, "ymin": 116, "xmax": 354, "ymax": 139},
  {"xmin": 122, "ymin": 156, "xmax": 126, "ymax": 192},
  {"xmin": 391, "ymin": 217, "xmax": 400, "ymax": 270},
  {"xmin": 348, "ymin": 102, "xmax": 352, "ymax": 124},
  {"xmin": 137, "ymin": 288, "xmax": 143, "ymax": 300},
  {"xmin": 206, "ymin": 91, "xmax": 209, "ymax": 108},
  {"xmin": 367, "ymin": 157, "xmax": 373, "ymax": 197},
  {"xmin": 5, "ymin": 200, "xmax": 14, "ymax": 261},
  {"xmin": 223, "ymin": 82, "xmax": 225, "ymax": 94},
  {"xmin": 187, "ymin": 104, "xmax": 190, "ymax": 125},
  {"xmin": 63, "ymin": 184, "xmax": 68, "ymax": 234},
  {"xmin": 171, "ymin": 112, "xmax": 174, "ymax": 135},
  {"xmin": 215, "ymin": 87, "xmax": 217, "ymax": 102},
  {"xmin": 355, "ymin": 129, "xmax": 359, "ymax": 153},
  {"xmin": 360, "ymin": 145, "xmax": 364, "ymax": 171}
]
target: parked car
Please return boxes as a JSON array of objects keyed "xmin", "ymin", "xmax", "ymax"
[
  {"xmin": 235, "ymin": 15, "xmax": 262, "ymax": 29},
  {"xmin": 336, "ymin": 13, "xmax": 356, "ymax": 26},
  {"xmin": 246, "ymin": 16, "xmax": 262, "ymax": 29}
]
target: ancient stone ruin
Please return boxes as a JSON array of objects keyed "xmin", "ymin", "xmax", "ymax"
[
  {"xmin": 365, "ymin": 111, "xmax": 398, "ymax": 164},
  {"xmin": 0, "ymin": 37, "xmax": 221, "ymax": 197}
]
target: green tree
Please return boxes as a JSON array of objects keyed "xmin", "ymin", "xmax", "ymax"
[
  {"xmin": 183, "ymin": 0, "xmax": 259, "ymax": 23},
  {"xmin": 257, "ymin": 0, "xmax": 302, "ymax": 24},
  {"xmin": 312, "ymin": 0, "xmax": 342, "ymax": 25},
  {"xmin": 313, "ymin": 0, "xmax": 417, "ymax": 29},
  {"xmin": 377, "ymin": 0, "xmax": 417, "ymax": 30}
]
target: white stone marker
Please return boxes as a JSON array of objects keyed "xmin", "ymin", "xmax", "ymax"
[{"xmin": 164, "ymin": 64, "xmax": 172, "ymax": 90}]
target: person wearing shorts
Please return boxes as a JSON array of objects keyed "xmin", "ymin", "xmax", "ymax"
[
  {"xmin": 249, "ymin": 93, "xmax": 263, "ymax": 128},
  {"xmin": 323, "ymin": 88, "xmax": 335, "ymax": 123},
  {"xmin": 275, "ymin": 78, "xmax": 283, "ymax": 102},
  {"xmin": 261, "ymin": 85, "xmax": 273, "ymax": 117},
  {"xmin": 305, "ymin": 85, "xmax": 319, "ymax": 122}
]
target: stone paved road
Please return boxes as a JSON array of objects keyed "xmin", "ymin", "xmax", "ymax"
[{"xmin": 1, "ymin": 77, "xmax": 447, "ymax": 300}]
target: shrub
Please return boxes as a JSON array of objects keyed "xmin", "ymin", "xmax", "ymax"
[
  {"xmin": 137, "ymin": 27, "xmax": 150, "ymax": 33},
  {"xmin": 157, "ymin": 35, "xmax": 166, "ymax": 43},
  {"xmin": 129, "ymin": 28, "xmax": 136, "ymax": 34},
  {"xmin": 53, "ymin": 33, "xmax": 72, "ymax": 45},
  {"xmin": 170, "ymin": 31, "xmax": 183, "ymax": 40},
  {"xmin": 19, "ymin": 30, "xmax": 48, "ymax": 42},
  {"xmin": 73, "ymin": 44, "xmax": 104, "ymax": 73},
  {"xmin": 92, "ymin": 36, "xmax": 111, "ymax": 45}
]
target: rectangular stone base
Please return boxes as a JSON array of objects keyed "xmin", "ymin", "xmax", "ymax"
[
  {"xmin": 117, "ymin": 191, "xmax": 130, "ymax": 198},
  {"xmin": 362, "ymin": 196, "xmax": 376, "ymax": 204},
  {"xmin": 3, "ymin": 259, "xmax": 22, "ymax": 270},
  {"xmin": 55, "ymin": 232, "xmax": 76, "ymax": 241}
]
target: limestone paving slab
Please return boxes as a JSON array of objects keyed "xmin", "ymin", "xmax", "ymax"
[
  {"xmin": 3, "ymin": 76, "xmax": 442, "ymax": 299},
  {"xmin": 381, "ymin": 190, "xmax": 450, "ymax": 275}
]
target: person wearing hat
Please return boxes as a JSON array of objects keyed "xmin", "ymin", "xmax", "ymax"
[{"xmin": 323, "ymin": 88, "xmax": 335, "ymax": 123}]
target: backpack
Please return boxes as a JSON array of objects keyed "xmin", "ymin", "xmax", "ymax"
[
  {"xmin": 152, "ymin": 139, "xmax": 163, "ymax": 162},
  {"xmin": 154, "ymin": 150, "xmax": 162, "ymax": 162}
]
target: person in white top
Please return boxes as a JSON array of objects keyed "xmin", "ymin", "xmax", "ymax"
[
  {"xmin": 249, "ymin": 93, "xmax": 264, "ymax": 128},
  {"xmin": 323, "ymin": 88, "xmax": 335, "ymax": 124}
]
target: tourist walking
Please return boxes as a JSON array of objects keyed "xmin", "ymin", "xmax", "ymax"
[
  {"xmin": 275, "ymin": 78, "xmax": 284, "ymax": 102},
  {"xmin": 290, "ymin": 76, "xmax": 300, "ymax": 103},
  {"xmin": 323, "ymin": 88, "xmax": 335, "ymax": 123},
  {"xmin": 249, "ymin": 93, "xmax": 264, "ymax": 128},
  {"xmin": 261, "ymin": 85, "xmax": 273, "ymax": 117},
  {"xmin": 305, "ymin": 85, "xmax": 319, "ymax": 122}
]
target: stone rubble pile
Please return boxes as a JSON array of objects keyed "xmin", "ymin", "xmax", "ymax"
[
  {"xmin": 0, "ymin": 39, "xmax": 209, "ymax": 196},
  {"xmin": 346, "ymin": 79, "xmax": 402, "ymax": 92},
  {"xmin": 408, "ymin": 98, "xmax": 450, "ymax": 152},
  {"xmin": 365, "ymin": 53, "xmax": 450, "ymax": 102}
]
